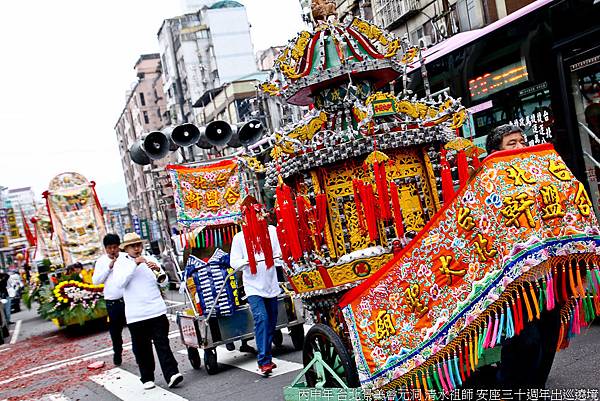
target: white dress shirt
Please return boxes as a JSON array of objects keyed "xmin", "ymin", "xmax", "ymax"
[
  {"xmin": 229, "ymin": 225, "xmax": 282, "ymax": 299},
  {"xmin": 114, "ymin": 254, "xmax": 168, "ymax": 324},
  {"xmin": 92, "ymin": 254, "xmax": 125, "ymax": 301}
]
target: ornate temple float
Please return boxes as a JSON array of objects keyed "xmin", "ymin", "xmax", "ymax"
[{"xmin": 251, "ymin": 1, "xmax": 600, "ymax": 394}]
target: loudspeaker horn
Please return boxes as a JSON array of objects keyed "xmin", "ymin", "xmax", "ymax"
[
  {"xmin": 196, "ymin": 127, "xmax": 213, "ymax": 149},
  {"xmin": 170, "ymin": 123, "xmax": 201, "ymax": 147},
  {"xmin": 238, "ymin": 120, "xmax": 264, "ymax": 146},
  {"xmin": 142, "ymin": 131, "xmax": 170, "ymax": 160},
  {"xmin": 205, "ymin": 120, "xmax": 234, "ymax": 147},
  {"xmin": 162, "ymin": 127, "xmax": 180, "ymax": 151},
  {"xmin": 129, "ymin": 140, "xmax": 151, "ymax": 165}
]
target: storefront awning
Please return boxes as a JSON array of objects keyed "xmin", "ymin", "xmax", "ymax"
[{"xmin": 409, "ymin": 0, "xmax": 554, "ymax": 71}]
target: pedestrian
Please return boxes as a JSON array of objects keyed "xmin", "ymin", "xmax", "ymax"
[
  {"xmin": 114, "ymin": 232, "xmax": 183, "ymax": 390},
  {"xmin": 0, "ymin": 269, "xmax": 12, "ymax": 325},
  {"xmin": 66, "ymin": 262, "xmax": 84, "ymax": 282},
  {"xmin": 92, "ymin": 234, "xmax": 127, "ymax": 366},
  {"xmin": 485, "ymin": 124, "xmax": 561, "ymax": 389},
  {"xmin": 229, "ymin": 198, "xmax": 283, "ymax": 375}
]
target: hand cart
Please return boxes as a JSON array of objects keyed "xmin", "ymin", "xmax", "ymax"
[{"xmin": 170, "ymin": 249, "xmax": 305, "ymax": 375}]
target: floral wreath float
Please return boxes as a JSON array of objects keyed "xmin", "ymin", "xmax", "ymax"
[{"xmin": 238, "ymin": 0, "xmax": 600, "ymax": 395}]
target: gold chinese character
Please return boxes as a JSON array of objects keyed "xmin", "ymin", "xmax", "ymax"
[
  {"xmin": 183, "ymin": 190, "xmax": 203, "ymax": 210},
  {"xmin": 458, "ymin": 207, "xmax": 475, "ymax": 231},
  {"xmin": 205, "ymin": 190, "xmax": 220, "ymax": 211},
  {"xmin": 473, "ymin": 233, "xmax": 498, "ymax": 262},
  {"xmin": 439, "ymin": 255, "xmax": 466, "ymax": 285},
  {"xmin": 404, "ymin": 284, "xmax": 429, "ymax": 317},
  {"xmin": 548, "ymin": 159, "xmax": 571, "ymax": 181},
  {"xmin": 506, "ymin": 165, "xmax": 536, "ymax": 186},
  {"xmin": 215, "ymin": 172, "xmax": 230, "ymax": 187},
  {"xmin": 500, "ymin": 193, "xmax": 536, "ymax": 228},
  {"xmin": 375, "ymin": 310, "xmax": 396, "ymax": 341},
  {"xmin": 223, "ymin": 187, "xmax": 240, "ymax": 205},
  {"xmin": 575, "ymin": 182, "xmax": 592, "ymax": 217},
  {"xmin": 540, "ymin": 184, "xmax": 565, "ymax": 220}
]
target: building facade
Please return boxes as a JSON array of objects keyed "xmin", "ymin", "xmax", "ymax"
[
  {"xmin": 157, "ymin": 1, "xmax": 257, "ymax": 134},
  {"xmin": 6, "ymin": 187, "xmax": 37, "ymax": 237},
  {"xmin": 114, "ymin": 54, "xmax": 175, "ymax": 248}
]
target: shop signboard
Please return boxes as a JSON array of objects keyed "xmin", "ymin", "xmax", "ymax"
[{"xmin": 132, "ymin": 215, "xmax": 142, "ymax": 237}]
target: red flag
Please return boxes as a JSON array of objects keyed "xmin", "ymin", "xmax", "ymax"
[{"xmin": 21, "ymin": 208, "xmax": 36, "ymax": 247}]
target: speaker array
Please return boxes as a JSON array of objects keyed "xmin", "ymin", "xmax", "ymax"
[{"xmin": 128, "ymin": 120, "xmax": 264, "ymax": 165}]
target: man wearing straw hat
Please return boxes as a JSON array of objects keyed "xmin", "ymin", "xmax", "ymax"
[{"xmin": 114, "ymin": 232, "xmax": 183, "ymax": 390}]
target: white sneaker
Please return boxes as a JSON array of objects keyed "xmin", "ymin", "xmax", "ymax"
[
  {"xmin": 168, "ymin": 373, "xmax": 183, "ymax": 388},
  {"xmin": 143, "ymin": 381, "xmax": 155, "ymax": 390}
]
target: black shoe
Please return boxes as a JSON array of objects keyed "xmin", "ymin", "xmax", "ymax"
[
  {"xmin": 239, "ymin": 343, "xmax": 257, "ymax": 354},
  {"xmin": 113, "ymin": 353, "xmax": 122, "ymax": 366}
]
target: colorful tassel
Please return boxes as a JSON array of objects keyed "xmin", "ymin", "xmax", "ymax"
[
  {"xmin": 440, "ymin": 149, "xmax": 455, "ymax": 204},
  {"xmin": 444, "ymin": 358, "xmax": 455, "ymax": 391},
  {"xmin": 453, "ymin": 355, "xmax": 462, "ymax": 387},
  {"xmin": 506, "ymin": 303, "xmax": 515, "ymax": 339},
  {"xmin": 458, "ymin": 346, "xmax": 465, "ymax": 382},
  {"xmin": 497, "ymin": 312, "xmax": 505, "ymax": 346},
  {"xmin": 474, "ymin": 330, "xmax": 480, "ymax": 367},
  {"xmin": 568, "ymin": 262, "xmax": 578, "ymax": 299},
  {"xmin": 490, "ymin": 313, "xmax": 499, "ymax": 347},
  {"xmin": 468, "ymin": 335, "xmax": 475, "ymax": 373},
  {"xmin": 483, "ymin": 314, "xmax": 493, "ymax": 348},
  {"xmin": 390, "ymin": 181, "xmax": 405, "ymax": 239},
  {"xmin": 522, "ymin": 286, "xmax": 534, "ymax": 322},
  {"xmin": 529, "ymin": 283, "xmax": 541, "ymax": 320},
  {"xmin": 457, "ymin": 149, "xmax": 469, "ymax": 187},
  {"xmin": 432, "ymin": 364, "xmax": 443, "ymax": 393},
  {"xmin": 373, "ymin": 161, "xmax": 391, "ymax": 220},
  {"xmin": 576, "ymin": 262, "xmax": 585, "ymax": 298}
]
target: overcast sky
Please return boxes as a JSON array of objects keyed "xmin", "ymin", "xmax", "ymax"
[{"xmin": 0, "ymin": 0, "xmax": 304, "ymax": 207}]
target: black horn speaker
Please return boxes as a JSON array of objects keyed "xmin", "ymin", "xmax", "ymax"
[
  {"xmin": 238, "ymin": 120, "xmax": 264, "ymax": 146},
  {"xmin": 129, "ymin": 140, "xmax": 151, "ymax": 165},
  {"xmin": 205, "ymin": 120, "xmax": 233, "ymax": 147},
  {"xmin": 170, "ymin": 123, "xmax": 201, "ymax": 147},
  {"xmin": 142, "ymin": 131, "xmax": 170, "ymax": 160}
]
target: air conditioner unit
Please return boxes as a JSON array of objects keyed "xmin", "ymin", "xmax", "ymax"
[{"xmin": 419, "ymin": 35, "xmax": 433, "ymax": 49}]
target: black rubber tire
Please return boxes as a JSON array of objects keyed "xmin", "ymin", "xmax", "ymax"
[
  {"xmin": 225, "ymin": 342, "xmax": 235, "ymax": 351},
  {"xmin": 290, "ymin": 324, "xmax": 305, "ymax": 351},
  {"xmin": 204, "ymin": 348, "xmax": 219, "ymax": 375},
  {"xmin": 273, "ymin": 329, "xmax": 284, "ymax": 347},
  {"xmin": 302, "ymin": 323, "xmax": 359, "ymax": 388},
  {"xmin": 187, "ymin": 347, "xmax": 201, "ymax": 370}
]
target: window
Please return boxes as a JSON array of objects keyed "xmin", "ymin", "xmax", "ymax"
[
  {"xmin": 143, "ymin": 111, "xmax": 149, "ymax": 124},
  {"xmin": 140, "ymin": 92, "xmax": 146, "ymax": 106},
  {"xmin": 157, "ymin": 108, "xmax": 161, "ymax": 119}
]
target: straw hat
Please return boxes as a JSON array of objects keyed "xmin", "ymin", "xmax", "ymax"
[{"xmin": 119, "ymin": 232, "xmax": 145, "ymax": 250}]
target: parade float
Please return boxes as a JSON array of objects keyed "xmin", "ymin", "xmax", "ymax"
[
  {"xmin": 233, "ymin": 2, "xmax": 600, "ymax": 397},
  {"xmin": 166, "ymin": 156, "xmax": 305, "ymax": 374},
  {"xmin": 26, "ymin": 172, "xmax": 108, "ymax": 327}
]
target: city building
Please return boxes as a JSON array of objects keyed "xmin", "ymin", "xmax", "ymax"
[
  {"xmin": 256, "ymin": 46, "xmax": 286, "ymax": 72},
  {"xmin": 6, "ymin": 187, "xmax": 37, "ymax": 237},
  {"xmin": 157, "ymin": 0, "xmax": 257, "ymax": 136},
  {"xmin": 114, "ymin": 54, "xmax": 175, "ymax": 249}
]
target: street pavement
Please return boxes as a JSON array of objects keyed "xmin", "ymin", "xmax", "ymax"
[{"xmin": 0, "ymin": 290, "xmax": 599, "ymax": 401}]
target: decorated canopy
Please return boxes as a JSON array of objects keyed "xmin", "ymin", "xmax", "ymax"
[{"xmin": 43, "ymin": 172, "xmax": 106, "ymax": 266}]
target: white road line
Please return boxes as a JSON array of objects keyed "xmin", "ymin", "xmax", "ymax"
[
  {"xmin": 90, "ymin": 368, "xmax": 188, "ymax": 401},
  {"xmin": 9, "ymin": 320, "xmax": 22, "ymax": 344},
  {"xmin": 0, "ymin": 331, "xmax": 180, "ymax": 386},
  {"xmin": 0, "ymin": 347, "xmax": 10, "ymax": 353},
  {"xmin": 178, "ymin": 346, "xmax": 303, "ymax": 378},
  {"xmin": 164, "ymin": 300, "xmax": 184, "ymax": 306},
  {"xmin": 45, "ymin": 393, "xmax": 72, "ymax": 401}
]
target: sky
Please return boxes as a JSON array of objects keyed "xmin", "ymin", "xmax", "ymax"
[{"xmin": 0, "ymin": 0, "xmax": 305, "ymax": 208}]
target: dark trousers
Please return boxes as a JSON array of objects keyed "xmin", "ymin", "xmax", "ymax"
[
  {"xmin": 497, "ymin": 307, "xmax": 561, "ymax": 388},
  {"xmin": 247, "ymin": 295, "xmax": 279, "ymax": 366},
  {"xmin": 105, "ymin": 299, "xmax": 126, "ymax": 356},
  {"xmin": 128, "ymin": 314, "xmax": 179, "ymax": 383}
]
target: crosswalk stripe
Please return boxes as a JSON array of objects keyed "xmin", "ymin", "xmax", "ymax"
[
  {"xmin": 90, "ymin": 368, "xmax": 188, "ymax": 401},
  {"xmin": 22, "ymin": 393, "xmax": 71, "ymax": 401},
  {"xmin": 177, "ymin": 346, "xmax": 303, "ymax": 377}
]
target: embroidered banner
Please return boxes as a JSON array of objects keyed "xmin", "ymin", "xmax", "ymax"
[
  {"xmin": 32, "ymin": 206, "xmax": 63, "ymax": 266},
  {"xmin": 167, "ymin": 159, "xmax": 244, "ymax": 229},
  {"xmin": 46, "ymin": 172, "xmax": 106, "ymax": 266},
  {"xmin": 339, "ymin": 144, "xmax": 600, "ymax": 389}
]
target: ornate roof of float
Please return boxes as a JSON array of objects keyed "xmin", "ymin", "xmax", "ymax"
[
  {"xmin": 259, "ymin": 2, "xmax": 468, "ymax": 187},
  {"xmin": 263, "ymin": 16, "xmax": 415, "ymax": 106}
]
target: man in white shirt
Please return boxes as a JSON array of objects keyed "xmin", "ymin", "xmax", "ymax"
[
  {"xmin": 92, "ymin": 234, "xmax": 126, "ymax": 366},
  {"xmin": 230, "ymin": 223, "xmax": 282, "ymax": 375},
  {"xmin": 114, "ymin": 232, "xmax": 183, "ymax": 390}
]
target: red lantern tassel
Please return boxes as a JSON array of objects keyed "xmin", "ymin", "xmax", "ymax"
[
  {"xmin": 374, "ymin": 161, "xmax": 391, "ymax": 220},
  {"xmin": 314, "ymin": 193, "xmax": 328, "ymax": 247},
  {"xmin": 89, "ymin": 181, "xmax": 104, "ymax": 216},
  {"xmin": 362, "ymin": 182, "xmax": 379, "ymax": 241},
  {"xmin": 275, "ymin": 207, "xmax": 292, "ymax": 263},
  {"xmin": 390, "ymin": 181, "xmax": 405, "ymax": 239},
  {"xmin": 561, "ymin": 265, "xmax": 568, "ymax": 302},
  {"xmin": 471, "ymin": 154, "xmax": 481, "ymax": 170},
  {"xmin": 297, "ymin": 196, "xmax": 314, "ymax": 253},
  {"xmin": 276, "ymin": 184, "xmax": 302, "ymax": 260},
  {"xmin": 353, "ymin": 180, "xmax": 366, "ymax": 231},
  {"xmin": 440, "ymin": 150, "xmax": 454, "ymax": 204},
  {"xmin": 456, "ymin": 150, "xmax": 469, "ymax": 187},
  {"xmin": 256, "ymin": 208, "xmax": 274, "ymax": 269}
]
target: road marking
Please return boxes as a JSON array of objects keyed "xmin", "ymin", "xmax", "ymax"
[
  {"xmin": 10, "ymin": 320, "xmax": 22, "ymax": 344},
  {"xmin": 0, "ymin": 347, "xmax": 10, "ymax": 353},
  {"xmin": 164, "ymin": 300, "xmax": 184, "ymax": 306},
  {"xmin": 178, "ymin": 346, "xmax": 303, "ymax": 377},
  {"xmin": 0, "ymin": 331, "xmax": 180, "ymax": 386},
  {"xmin": 90, "ymin": 368, "xmax": 188, "ymax": 401}
]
